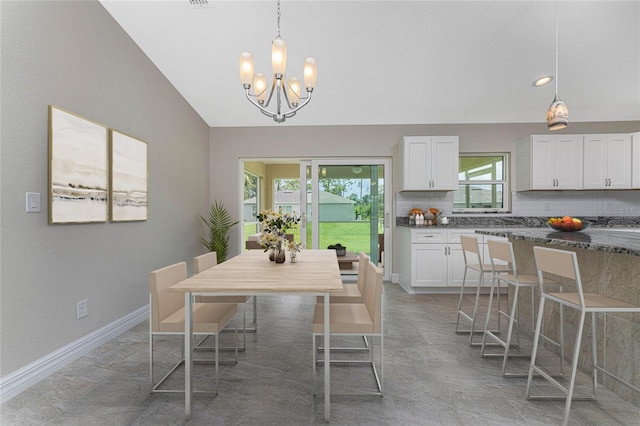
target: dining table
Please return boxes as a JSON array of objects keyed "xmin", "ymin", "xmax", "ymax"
[{"xmin": 169, "ymin": 248, "xmax": 344, "ymax": 421}]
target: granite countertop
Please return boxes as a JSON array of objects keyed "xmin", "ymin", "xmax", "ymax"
[
  {"xmin": 475, "ymin": 228, "xmax": 640, "ymax": 257},
  {"xmin": 396, "ymin": 216, "xmax": 640, "ymax": 229}
]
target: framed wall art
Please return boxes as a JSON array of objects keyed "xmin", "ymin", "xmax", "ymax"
[
  {"xmin": 109, "ymin": 130, "xmax": 148, "ymax": 222},
  {"xmin": 48, "ymin": 105, "xmax": 109, "ymax": 224}
]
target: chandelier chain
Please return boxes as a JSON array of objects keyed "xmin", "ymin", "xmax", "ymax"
[{"xmin": 277, "ymin": 0, "xmax": 281, "ymax": 39}]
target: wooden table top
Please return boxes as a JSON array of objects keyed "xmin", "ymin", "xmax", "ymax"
[{"xmin": 170, "ymin": 249, "xmax": 344, "ymax": 294}]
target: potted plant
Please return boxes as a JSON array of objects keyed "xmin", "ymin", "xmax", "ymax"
[{"xmin": 200, "ymin": 200, "xmax": 239, "ymax": 263}]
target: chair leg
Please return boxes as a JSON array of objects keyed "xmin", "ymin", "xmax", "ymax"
[
  {"xmin": 591, "ymin": 312, "xmax": 598, "ymax": 400},
  {"xmin": 149, "ymin": 327, "xmax": 153, "ymax": 393},
  {"xmin": 468, "ymin": 270, "xmax": 484, "ymax": 346},
  {"xmin": 215, "ymin": 333, "xmax": 219, "ymax": 395},
  {"xmin": 562, "ymin": 310, "xmax": 586, "ymax": 426},
  {"xmin": 501, "ymin": 285, "xmax": 520, "ymax": 376},
  {"xmin": 252, "ymin": 296, "xmax": 258, "ymax": 331},
  {"xmin": 480, "ymin": 277, "xmax": 497, "ymax": 357},
  {"xmin": 455, "ymin": 268, "xmax": 469, "ymax": 333},
  {"xmin": 526, "ymin": 296, "xmax": 546, "ymax": 398},
  {"xmin": 312, "ymin": 334, "xmax": 317, "ymax": 396}
]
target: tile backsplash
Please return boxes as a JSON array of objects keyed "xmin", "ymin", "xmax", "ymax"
[{"xmin": 396, "ymin": 190, "xmax": 640, "ymax": 217}]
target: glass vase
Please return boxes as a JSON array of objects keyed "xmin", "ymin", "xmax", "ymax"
[{"xmin": 275, "ymin": 242, "xmax": 286, "ymax": 264}]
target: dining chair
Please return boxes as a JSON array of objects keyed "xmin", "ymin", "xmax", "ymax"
[
  {"xmin": 480, "ymin": 240, "xmax": 563, "ymax": 377},
  {"xmin": 316, "ymin": 252, "xmax": 371, "ymax": 353},
  {"xmin": 316, "ymin": 252, "xmax": 369, "ymax": 304},
  {"xmin": 149, "ymin": 261, "xmax": 238, "ymax": 394},
  {"xmin": 455, "ymin": 235, "xmax": 511, "ymax": 346},
  {"xmin": 526, "ymin": 246, "xmax": 640, "ymax": 426},
  {"xmin": 312, "ymin": 261, "xmax": 384, "ymax": 395},
  {"xmin": 194, "ymin": 251, "xmax": 256, "ymax": 338}
]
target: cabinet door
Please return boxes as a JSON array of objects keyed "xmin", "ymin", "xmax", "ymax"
[
  {"xmin": 403, "ymin": 138, "xmax": 430, "ymax": 190},
  {"xmin": 411, "ymin": 244, "xmax": 447, "ymax": 287},
  {"xmin": 531, "ymin": 135, "xmax": 580, "ymax": 189},
  {"xmin": 531, "ymin": 136, "xmax": 556, "ymax": 189},
  {"xmin": 449, "ymin": 243, "xmax": 487, "ymax": 287},
  {"xmin": 605, "ymin": 134, "xmax": 632, "ymax": 189},
  {"xmin": 554, "ymin": 135, "xmax": 581, "ymax": 189},
  {"xmin": 584, "ymin": 134, "xmax": 631, "ymax": 189},
  {"xmin": 583, "ymin": 135, "xmax": 607, "ymax": 189},
  {"xmin": 431, "ymin": 136, "xmax": 459, "ymax": 190},
  {"xmin": 633, "ymin": 132, "xmax": 640, "ymax": 189}
]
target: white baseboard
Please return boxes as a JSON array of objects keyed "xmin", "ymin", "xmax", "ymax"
[{"xmin": 0, "ymin": 305, "xmax": 149, "ymax": 404}]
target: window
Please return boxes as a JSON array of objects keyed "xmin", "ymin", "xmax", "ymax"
[
  {"xmin": 244, "ymin": 171, "xmax": 259, "ymax": 232},
  {"xmin": 453, "ymin": 153, "xmax": 509, "ymax": 213}
]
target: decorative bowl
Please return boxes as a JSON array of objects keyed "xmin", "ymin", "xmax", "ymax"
[
  {"xmin": 328, "ymin": 244, "xmax": 346, "ymax": 256},
  {"xmin": 546, "ymin": 219, "xmax": 590, "ymax": 233}
]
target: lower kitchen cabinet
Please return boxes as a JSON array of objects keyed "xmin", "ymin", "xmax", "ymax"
[{"xmin": 397, "ymin": 227, "xmax": 500, "ymax": 293}]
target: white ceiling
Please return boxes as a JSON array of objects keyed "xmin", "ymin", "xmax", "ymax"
[{"xmin": 100, "ymin": 0, "xmax": 640, "ymax": 128}]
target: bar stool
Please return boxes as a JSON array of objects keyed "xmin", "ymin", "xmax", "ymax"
[
  {"xmin": 527, "ymin": 246, "xmax": 640, "ymax": 426},
  {"xmin": 480, "ymin": 240, "xmax": 563, "ymax": 377},
  {"xmin": 455, "ymin": 235, "xmax": 511, "ymax": 346}
]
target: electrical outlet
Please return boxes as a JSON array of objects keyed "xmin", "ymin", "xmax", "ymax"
[{"xmin": 76, "ymin": 300, "xmax": 88, "ymax": 319}]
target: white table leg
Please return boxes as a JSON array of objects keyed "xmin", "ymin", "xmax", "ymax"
[
  {"xmin": 324, "ymin": 292, "xmax": 330, "ymax": 421},
  {"xmin": 185, "ymin": 292, "xmax": 193, "ymax": 418}
]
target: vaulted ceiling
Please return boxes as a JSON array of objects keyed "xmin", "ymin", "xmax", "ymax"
[{"xmin": 100, "ymin": 1, "xmax": 639, "ymax": 128}]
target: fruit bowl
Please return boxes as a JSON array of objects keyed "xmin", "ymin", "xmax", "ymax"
[{"xmin": 546, "ymin": 217, "xmax": 590, "ymax": 232}]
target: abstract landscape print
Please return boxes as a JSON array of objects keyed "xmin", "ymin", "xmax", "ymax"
[
  {"xmin": 49, "ymin": 106, "xmax": 108, "ymax": 224},
  {"xmin": 110, "ymin": 130, "xmax": 148, "ymax": 221}
]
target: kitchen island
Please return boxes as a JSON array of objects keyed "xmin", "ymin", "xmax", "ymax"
[{"xmin": 476, "ymin": 228, "xmax": 640, "ymax": 405}]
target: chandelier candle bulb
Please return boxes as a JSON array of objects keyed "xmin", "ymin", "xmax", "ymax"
[
  {"xmin": 288, "ymin": 77, "xmax": 301, "ymax": 106},
  {"xmin": 271, "ymin": 38, "xmax": 287, "ymax": 76},
  {"xmin": 303, "ymin": 57, "xmax": 317, "ymax": 91},
  {"xmin": 254, "ymin": 73, "xmax": 267, "ymax": 103},
  {"xmin": 239, "ymin": 52, "xmax": 254, "ymax": 87}
]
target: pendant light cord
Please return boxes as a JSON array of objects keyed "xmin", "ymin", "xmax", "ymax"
[{"xmin": 555, "ymin": 0, "xmax": 559, "ymax": 95}]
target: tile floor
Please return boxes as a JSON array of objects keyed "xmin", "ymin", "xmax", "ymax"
[{"xmin": 1, "ymin": 283, "xmax": 639, "ymax": 425}]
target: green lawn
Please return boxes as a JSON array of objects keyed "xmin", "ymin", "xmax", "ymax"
[{"xmin": 243, "ymin": 221, "xmax": 379, "ymax": 257}]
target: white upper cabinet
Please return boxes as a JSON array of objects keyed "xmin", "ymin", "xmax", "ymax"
[
  {"xmin": 516, "ymin": 135, "xmax": 582, "ymax": 190},
  {"xmin": 632, "ymin": 132, "xmax": 640, "ymax": 189},
  {"xmin": 583, "ymin": 134, "xmax": 632, "ymax": 189},
  {"xmin": 396, "ymin": 136, "xmax": 459, "ymax": 191}
]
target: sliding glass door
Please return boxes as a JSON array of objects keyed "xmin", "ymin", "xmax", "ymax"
[{"xmin": 300, "ymin": 159, "xmax": 390, "ymax": 279}]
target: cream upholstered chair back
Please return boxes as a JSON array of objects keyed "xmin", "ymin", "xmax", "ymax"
[
  {"xmin": 460, "ymin": 235, "xmax": 483, "ymax": 266},
  {"xmin": 194, "ymin": 251, "xmax": 218, "ymax": 274},
  {"xmin": 149, "ymin": 262, "xmax": 187, "ymax": 332},
  {"xmin": 487, "ymin": 239, "xmax": 511, "ymax": 264},
  {"xmin": 533, "ymin": 246, "xmax": 581, "ymax": 304},
  {"xmin": 363, "ymin": 262, "xmax": 383, "ymax": 333},
  {"xmin": 487, "ymin": 239, "xmax": 516, "ymax": 276},
  {"xmin": 356, "ymin": 252, "xmax": 370, "ymax": 295}
]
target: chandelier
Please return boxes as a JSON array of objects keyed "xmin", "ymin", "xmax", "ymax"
[
  {"xmin": 546, "ymin": 0, "xmax": 568, "ymax": 130},
  {"xmin": 238, "ymin": 0, "xmax": 317, "ymax": 123}
]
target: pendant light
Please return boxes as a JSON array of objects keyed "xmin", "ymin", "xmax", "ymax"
[{"xmin": 546, "ymin": 0, "xmax": 568, "ymax": 130}]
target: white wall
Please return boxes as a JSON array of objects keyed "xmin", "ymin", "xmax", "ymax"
[
  {"xmin": 210, "ymin": 122, "xmax": 640, "ymax": 272},
  {"xmin": 0, "ymin": 1, "xmax": 210, "ymax": 377}
]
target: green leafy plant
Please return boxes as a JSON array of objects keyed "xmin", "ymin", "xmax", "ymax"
[{"xmin": 200, "ymin": 201, "xmax": 239, "ymax": 263}]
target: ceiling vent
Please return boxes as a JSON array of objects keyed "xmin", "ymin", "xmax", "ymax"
[{"xmin": 188, "ymin": 0, "xmax": 211, "ymax": 8}]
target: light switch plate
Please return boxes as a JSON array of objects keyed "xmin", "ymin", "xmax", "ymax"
[{"xmin": 26, "ymin": 192, "xmax": 41, "ymax": 213}]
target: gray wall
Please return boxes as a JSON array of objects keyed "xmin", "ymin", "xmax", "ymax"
[
  {"xmin": 210, "ymin": 122, "xmax": 639, "ymax": 272},
  {"xmin": 0, "ymin": 1, "xmax": 210, "ymax": 376}
]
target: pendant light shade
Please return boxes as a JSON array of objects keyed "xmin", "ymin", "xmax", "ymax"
[{"xmin": 546, "ymin": 95, "xmax": 568, "ymax": 131}]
